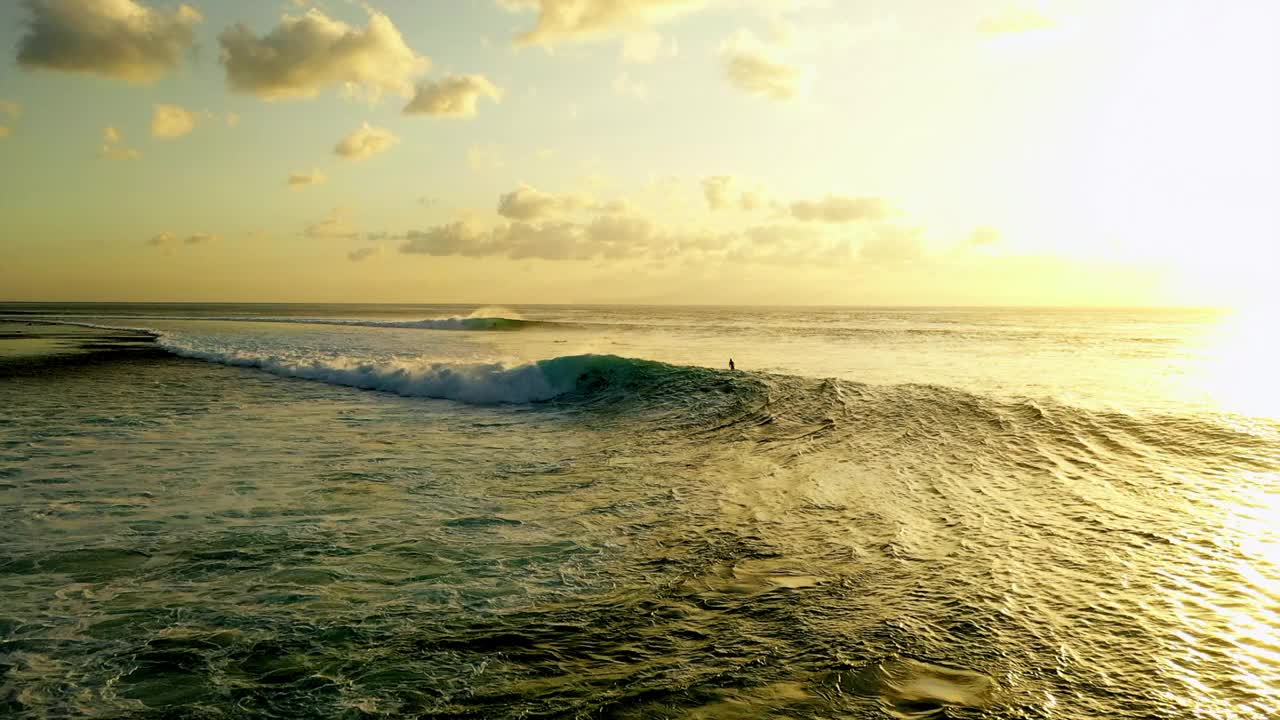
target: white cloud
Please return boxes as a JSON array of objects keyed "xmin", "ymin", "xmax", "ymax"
[
  {"xmin": 100, "ymin": 125, "xmax": 141, "ymax": 159},
  {"xmin": 790, "ymin": 195, "xmax": 889, "ymax": 222},
  {"xmin": 333, "ymin": 122, "xmax": 399, "ymax": 160},
  {"xmin": 613, "ymin": 72, "xmax": 648, "ymax": 100},
  {"xmin": 702, "ymin": 175, "xmax": 771, "ymax": 211},
  {"xmin": 497, "ymin": 184, "xmax": 590, "ymax": 220},
  {"xmin": 720, "ymin": 30, "xmax": 811, "ymax": 101},
  {"xmin": 978, "ymin": 6, "xmax": 1056, "ymax": 34},
  {"xmin": 703, "ymin": 176, "xmax": 734, "ymax": 210},
  {"xmin": 219, "ymin": 8, "xmax": 429, "ymax": 100},
  {"xmin": 403, "ymin": 74, "xmax": 503, "ymax": 117},
  {"xmin": 348, "ymin": 246, "xmax": 381, "ymax": 262},
  {"xmin": 151, "ymin": 104, "xmax": 199, "ymax": 138},
  {"xmin": 305, "ymin": 207, "xmax": 359, "ymax": 240},
  {"xmin": 500, "ymin": 0, "xmax": 711, "ymax": 47},
  {"xmin": 17, "ymin": 0, "xmax": 201, "ymax": 83},
  {"xmin": 287, "ymin": 169, "xmax": 327, "ymax": 188},
  {"xmin": 621, "ymin": 30, "xmax": 677, "ymax": 63}
]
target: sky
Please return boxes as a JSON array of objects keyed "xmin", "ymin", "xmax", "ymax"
[{"xmin": 0, "ymin": 0, "xmax": 1276, "ymax": 306}]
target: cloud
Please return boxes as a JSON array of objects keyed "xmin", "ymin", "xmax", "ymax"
[
  {"xmin": 397, "ymin": 214, "xmax": 853, "ymax": 266},
  {"xmin": 621, "ymin": 30, "xmax": 677, "ymax": 63},
  {"xmin": 720, "ymin": 30, "xmax": 810, "ymax": 101},
  {"xmin": 16, "ymin": 0, "xmax": 201, "ymax": 82},
  {"xmin": 703, "ymin": 176, "xmax": 734, "ymax": 210},
  {"xmin": 146, "ymin": 231, "xmax": 216, "ymax": 247},
  {"xmin": 0, "ymin": 101, "xmax": 19, "ymax": 119},
  {"xmin": 151, "ymin": 104, "xmax": 200, "ymax": 138},
  {"xmin": 219, "ymin": 7, "xmax": 428, "ymax": 100},
  {"xmin": 305, "ymin": 207, "xmax": 359, "ymax": 239},
  {"xmin": 500, "ymin": 0, "xmax": 711, "ymax": 47},
  {"xmin": 403, "ymin": 74, "xmax": 503, "ymax": 117},
  {"xmin": 978, "ymin": 6, "xmax": 1056, "ymax": 34},
  {"xmin": 790, "ymin": 195, "xmax": 889, "ymax": 222},
  {"xmin": 287, "ymin": 169, "xmax": 327, "ymax": 188},
  {"xmin": 333, "ymin": 122, "xmax": 399, "ymax": 160},
  {"xmin": 497, "ymin": 184, "xmax": 590, "ymax": 220},
  {"xmin": 100, "ymin": 125, "xmax": 141, "ymax": 159},
  {"xmin": 703, "ymin": 175, "xmax": 771, "ymax": 211},
  {"xmin": 348, "ymin": 246, "xmax": 381, "ymax": 262},
  {"xmin": 225, "ymin": 112, "xmax": 241, "ymax": 127}
]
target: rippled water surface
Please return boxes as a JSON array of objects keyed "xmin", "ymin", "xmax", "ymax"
[{"xmin": 1, "ymin": 304, "xmax": 1278, "ymax": 718}]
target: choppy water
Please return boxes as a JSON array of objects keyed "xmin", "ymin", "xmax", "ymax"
[{"xmin": 1, "ymin": 304, "xmax": 1277, "ymax": 718}]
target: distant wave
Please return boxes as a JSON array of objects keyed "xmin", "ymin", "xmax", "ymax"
[{"xmin": 11, "ymin": 314, "xmax": 552, "ymax": 332}]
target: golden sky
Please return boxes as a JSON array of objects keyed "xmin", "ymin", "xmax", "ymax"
[{"xmin": 0, "ymin": 0, "xmax": 1275, "ymax": 306}]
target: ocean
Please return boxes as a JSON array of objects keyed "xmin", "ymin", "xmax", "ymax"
[{"xmin": 1, "ymin": 303, "xmax": 1277, "ymax": 718}]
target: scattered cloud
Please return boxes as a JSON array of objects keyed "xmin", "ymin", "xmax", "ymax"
[
  {"xmin": 151, "ymin": 104, "xmax": 200, "ymax": 138},
  {"xmin": 403, "ymin": 74, "xmax": 503, "ymax": 117},
  {"xmin": 347, "ymin": 246, "xmax": 382, "ymax": 262},
  {"xmin": 703, "ymin": 176, "xmax": 734, "ymax": 210},
  {"xmin": 720, "ymin": 30, "xmax": 811, "ymax": 101},
  {"xmin": 978, "ymin": 6, "xmax": 1056, "ymax": 34},
  {"xmin": 500, "ymin": 0, "xmax": 711, "ymax": 47},
  {"xmin": 219, "ymin": 7, "xmax": 429, "ymax": 100},
  {"xmin": 333, "ymin": 122, "xmax": 399, "ymax": 160},
  {"xmin": 396, "ymin": 213, "xmax": 855, "ymax": 266},
  {"xmin": 621, "ymin": 30, "xmax": 677, "ymax": 63},
  {"xmin": 16, "ymin": 0, "xmax": 202, "ymax": 82},
  {"xmin": 497, "ymin": 184, "xmax": 590, "ymax": 220},
  {"xmin": 702, "ymin": 175, "xmax": 771, "ymax": 211},
  {"xmin": 287, "ymin": 169, "xmax": 327, "ymax": 188},
  {"xmin": 613, "ymin": 72, "xmax": 648, "ymax": 100},
  {"xmin": 790, "ymin": 195, "xmax": 889, "ymax": 222},
  {"xmin": 147, "ymin": 231, "xmax": 217, "ymax": 247},
  {"xmin": 100, "ymin": 125, "xmax": 141, "ymax": 159},
  {"xmin": 305, "ymin": 207, "xmax": 359, "ymax": 239},
  {"xmin": 468, "ymin": 143, "xmax": 505, "ymax": 172}
]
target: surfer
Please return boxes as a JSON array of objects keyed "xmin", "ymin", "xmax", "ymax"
[{"xmin": 729, "ymin": 358, "xmax": 735, "ymax": 371}]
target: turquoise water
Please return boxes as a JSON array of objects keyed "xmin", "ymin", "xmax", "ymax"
[{"xmin": 1, "ymin": 304, "xmax": 1278, "ymax": 718}]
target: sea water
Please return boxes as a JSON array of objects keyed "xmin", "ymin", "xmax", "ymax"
[{"xmin": 1, "ymin": 304, "xmax": 1277, "ymax": 718}]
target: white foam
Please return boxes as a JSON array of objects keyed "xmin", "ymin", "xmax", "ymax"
[{"xmin": 159, "ymin": 338, "xmax": 575, "ymax": 404}]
